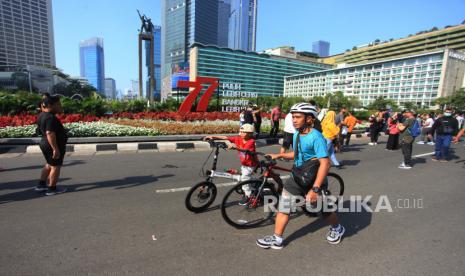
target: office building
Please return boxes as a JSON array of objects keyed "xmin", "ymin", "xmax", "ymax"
[
  {"xmin": 179, "ymin": 43, "xmax": 331, "ymax": 99},
  {"xmin": 228, "ymin": 0, "xmax": 257, "ymax": 52},
  {"xmin": 79, "ymin": 37, "xmax": 105, "ymax": 92},
  {"xmin": 284, "ymin": 49, "xmax": 465, "ymax": 108},
  {"xmin": 312, "ymin": 40, "xmax": 330, "ymax": 57},
  {"xmin": 104, "ymin": 78, "xmax": 116, "ymax": 99},
  {"xmin": 0, "ymin": 0, "xmax": 55, "ymax": 67}
]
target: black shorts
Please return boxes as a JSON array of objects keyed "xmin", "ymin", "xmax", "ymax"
[
  {"xmin": 40, "ymin": 142, "xmax": 66, "ymax": 166},
  {"xmin": 282, "ymin": 132, "xmax": 294, "ymax": 150},
  {"xmin": 280, "ymin": 175, "xmax": 332, "ymax": 216},
  {"xmin": 283, "ymin": 173, "xmax": 328, "ymax": 197}
]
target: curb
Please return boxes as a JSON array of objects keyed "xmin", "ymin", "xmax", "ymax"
[
  {"xmin": 0, "ymin": 138, "xmax": 282, "ymax": 157},
  {"xmin": 0, "ymin": 132, "xmax": 378, "ymax": 157}
]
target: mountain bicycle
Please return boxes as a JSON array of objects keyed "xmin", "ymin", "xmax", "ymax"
[{"xmin": 220, "ymin": 152, "xmax": 345, "ymax": 229}]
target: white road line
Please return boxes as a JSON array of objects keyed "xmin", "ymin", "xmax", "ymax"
[
  {"xmin": 413, "ymin": 152, "xmax": 435, "ymax": 158},
  {"xmin": 156, "ymin": 175, "xmax": 291, "ymax": 194}
]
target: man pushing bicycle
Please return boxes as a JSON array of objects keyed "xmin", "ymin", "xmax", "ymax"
[{"xmin": 256, "ymin": 103, "xmax": 345, "ymax": 249}]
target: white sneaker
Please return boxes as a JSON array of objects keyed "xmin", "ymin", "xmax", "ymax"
[
  {"xmin": 398, "ymin": 164, "xmax": 412, "ymax": 169},
  {"xmin": 256, "ymin": 235, "xmax": 283, "ymax": 249},
  {"xmin": 427, "ymin": 142, "xmax": 435, "ymax": 145},
  {"xmin": 326, "ymin": 225, "xmax": 345, "ymax": 244},
  {"xmin": 417, "ymin": 141, "xmax": 425, "ymax": 145},
  {"xmin": 368, "ymin": 142, "xmax": 374, "ymax": 146},
  {"xmin": 374, "ymin": 142, "xmax": 378, "ymax": 145}
]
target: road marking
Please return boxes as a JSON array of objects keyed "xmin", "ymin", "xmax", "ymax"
[
  {"xmin": 152, "ymin": 235, "xmax": 157, "ymax": 241},
  {"xmin": 156, "ymin": 175, "xmax": 291, "ymax": 194},
  {"xmin": 413, "ymin": 152, "xmax": 435, "ymax": 158}
]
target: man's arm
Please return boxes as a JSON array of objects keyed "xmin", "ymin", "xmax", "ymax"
[
  {"xmin": 46, "ymin": 131, "xmax": 60, "ymax": 159},
  {"xmin": 453, "ymin": 128, "xmax": 465, "ymax": 142},
  {"xmin": 306, "ymin": 157, "xmax": 330, "ymax": 202},
  {"xmin": 267, "ymin": 151, "xmax": 294, "ymax": 160},
  {"xmin": 204, "ymin": 135, "xmax": 229, "ymax": 140}
]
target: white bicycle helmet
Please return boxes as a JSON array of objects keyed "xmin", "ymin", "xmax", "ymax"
[{"xmin": 289, "ymin": 103, "xmax": 318, "ymax": 118}]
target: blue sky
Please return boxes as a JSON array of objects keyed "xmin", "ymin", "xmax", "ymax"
[{"xmin": 53, "ymin": 0, "xmax": 465, "ymax": 92}]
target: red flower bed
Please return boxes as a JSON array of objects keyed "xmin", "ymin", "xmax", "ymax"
[{"xmin": 0, "ymin": 111, "xmax": 275, "ymax": 127}]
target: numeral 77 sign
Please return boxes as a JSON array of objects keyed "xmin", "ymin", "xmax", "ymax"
[{"xmin": 177, "ymin": 77, "xmax": 219, "ymax": 113}]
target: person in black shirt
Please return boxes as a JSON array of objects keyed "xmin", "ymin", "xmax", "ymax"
[
  {"xmin": 35, "ymin": 94, "xmax": 68, "ymax": 195},
  {"xmin": 243, "ymin": 106, "xmax": 254, "ymax": 125},
  {"xmin": 252, "ymin": 105, "xmax": 262, "ymax": 139},
  {"xmin": 431, "ymin": 107, "xmax": 459, "ymax": 162}
]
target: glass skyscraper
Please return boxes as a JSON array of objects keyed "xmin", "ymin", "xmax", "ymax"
[
  {"xmin": 0, "ymin": 0, "xmax": 55, "ymax": 67},
  {"xmin": 161, "ymin": 0, "xmax": 220, "ymax": 79},
  {"xmin": 217, "ymin": 0, "xmax": 231, "ymax": 47},
  {"xmin": 312, "ymin": 40, "xmax": 330, "ymax": 57},
  {"xmin": 146, "ymin": 25, "xmax": 162, "ymax": 100},
  {"xmin": 228, "ymin": 0, "xmax": 257, "ymax": 52},
  {"xmin": 79, "ymin": 37, "xmax": 105, "ymax": 92}
]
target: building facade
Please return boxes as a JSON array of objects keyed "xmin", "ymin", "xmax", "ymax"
[
  {"xmin": 0, "ymin": 0, "xmax": 55, "ymax": 67},
  {"xmin": 284, "ymin": 49, "xmax": 465, "ymax": 108},
  {"xmin": 145, "ymin": 25, "xmax": 162, "ymax": 99},
  {"xmin": 312, "ymin": 40, "xmax": 330, "ymax": 57},
  {"xmin": 182, "ymin": 43, "xmax": 331, "ymax": 99},
  {"xmin": 79, "ymin": 37, "xmax": 105, "ymax": 92},
  {"xmin": 228, "ymin": 0, "xmax": 257, "ymax": 52},
  {"xmin": 104, "ymin": 78, "xmax": 116, "ymax": 99},
  {"xmin": 217, "ymin": 0, "xmax": 231, "ymax": 47},
  {"xmin": 161, "ymin": 0, "xmax": 227, "ymax": 99},
  {"xmin": 323, "ymin": 23, "xmax": 465, "ymax": 65}
]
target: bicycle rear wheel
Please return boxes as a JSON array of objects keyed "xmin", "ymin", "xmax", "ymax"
[
  {"xmin": 302, "ymin": 172, "xmax": 345, "ymax": 216},
  {"xmin": 185, "ymin": 181, "xmax": 217, "ymax": 213},
  {"xmin": 221, "ymin": 179, "xmax": 278, "ymax": 229}
]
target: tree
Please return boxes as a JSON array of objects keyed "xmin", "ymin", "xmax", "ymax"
[
  {"xmin": 323, "ymin": 91, "xmax": 360, "ymax": 110},
  {"xmin": 434, "ymin": 89, "xmax": 465, "ymax": 110},
  {"xmin": 368, "ymin": 97, "xmax": 397, "ymax": 110},
  {"xmin": 352, "ymin": 46, "xmax": 358, "ymax": 50},
  {"xmin": 403, "ymin": 102, "xmax": 416, "ymax": 110}
]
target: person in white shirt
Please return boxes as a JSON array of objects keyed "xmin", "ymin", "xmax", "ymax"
[
  {"xmin": 280, "ymin": 112, "xmax": 296, "ymax": 154},
  {"xmin": 418, "ymin": 113, "xmax": 435, "ymax": 145}
]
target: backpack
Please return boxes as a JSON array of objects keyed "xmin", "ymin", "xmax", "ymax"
[{"xmin": 408, "ymin": 120, "xmax": 421, "ymax": 138}]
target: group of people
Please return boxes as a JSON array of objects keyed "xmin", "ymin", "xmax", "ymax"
[
  {"xmin": 33, "ymin": 93, "xmax": 465, "ymax": 250},
  {"xmin": 368, "ymin": 108, "xmax": 464, "ymax": 169}
]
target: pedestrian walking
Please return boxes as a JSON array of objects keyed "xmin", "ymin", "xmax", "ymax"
[
  {"xmin": 34, "ymin": 93, "xmax": 68, "ymax": 195},
  {"xmin": 431, "ymin": 108, "xmax": 459, "ymax": 162},
  {"xmin": 269, "ymin": 105, "xmax": 281, "ymax": 138}
]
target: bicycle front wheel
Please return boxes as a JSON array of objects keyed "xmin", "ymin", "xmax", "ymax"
[
  {"xmin": 221, "ymin": 179, "xmax": 278, "ymax": 229},
  {"xmin": 185, "ymin": 181, "xmax": 217, "ymax": 213}
]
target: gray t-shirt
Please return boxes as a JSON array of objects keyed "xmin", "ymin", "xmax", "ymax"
[
  {"xmin": 335, "ymin": 113, "xmax": 345, "ymax": 125},
  {"xmin": 399, "ymin": 118, "xmax": 414, "ymax": 142}
]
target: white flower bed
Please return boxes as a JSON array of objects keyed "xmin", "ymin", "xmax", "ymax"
[{"xmin": 0, "ymin": 122, "xmax": 164, "ymax": 138}]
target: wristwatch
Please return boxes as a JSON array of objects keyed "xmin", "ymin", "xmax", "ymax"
[{"xmin": 311, "ymin": 186, "xmax": 321, "ymax": 193}]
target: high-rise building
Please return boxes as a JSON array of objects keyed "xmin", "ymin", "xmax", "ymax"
[
  {"xmin": 312, "ymin": 40, "xmax": 330, "ymax": 57},
  {"xmin": 285, "ymin": 49, "xmax": 465, "ymax": 108},
  {"xmin": 0, "ymin": 0, "xmax": 55, "ymax": 67},
  {"xmin": 161, "ymin": 0, "xmax": 224, "ymax": 99},
  {"xmin": 145, "ymin": 25, "xmax": 162, "ymax": 100},
  {"xmin": 323, "ymin": 23, "xmax": 465, "ymax": 65},
  {"xmin": 79, "ymin": 37, "xmax": 105, "ymax": 92},
  {"xmin": 228, "ymin": 0, "xmax": 257, "ymax": 52},
  {"xmin": 104, "ymin": 78, "xmax": 116, "ymax": 99},
  {"xmin": 217, "ymin": 0, "xmax": 231, "ymax": 47}
]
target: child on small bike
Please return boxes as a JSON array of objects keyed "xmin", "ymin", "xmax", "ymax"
[{"xmin": 204, "ymin": 124, "xmax": 258, "ymax": 199}]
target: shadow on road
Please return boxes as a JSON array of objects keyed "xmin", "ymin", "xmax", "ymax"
[
  {"xmin": 0, "ymin": 160, "xmax": 86, "ymax": 173},
  {"xmin": 0, "ymin": 174, "xmax": 174, "ymax": 205},
  {"xmin": 284, "ymin": 200, "xmax": 373, "ymax": 246}
]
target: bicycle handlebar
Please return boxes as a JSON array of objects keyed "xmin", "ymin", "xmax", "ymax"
[{"xmin": 204, "ymin": 138, "xmax": 228, "ymax": 149}]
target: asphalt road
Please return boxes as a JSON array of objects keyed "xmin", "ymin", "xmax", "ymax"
[{"xmin": 1, "ymin": 138, "xmax": 465, "ymax": 275}]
